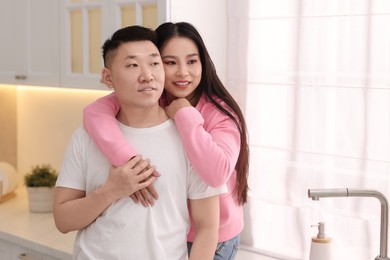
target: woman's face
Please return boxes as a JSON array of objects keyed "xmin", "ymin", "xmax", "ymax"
[{"xmin": 160, "ymin": 36, "xmax": 202, "ymax": 103}]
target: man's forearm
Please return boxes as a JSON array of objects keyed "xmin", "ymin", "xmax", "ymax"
[{"xmin": 53, "ymin": 186, "xmax": 116, "ymax": 233}]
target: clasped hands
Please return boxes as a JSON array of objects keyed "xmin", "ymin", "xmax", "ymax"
[
  {"xmin": 107, "ymin": 155, "xmax": 160, "ymax": 207},
  {"xmin": 107, "ymin": 98, "xmax": 192, "ymax": 207}
]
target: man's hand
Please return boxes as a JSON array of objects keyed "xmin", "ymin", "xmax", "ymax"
[{"xmin": 105, "ymin": 155, "xmax": 157, "ymax": 201}]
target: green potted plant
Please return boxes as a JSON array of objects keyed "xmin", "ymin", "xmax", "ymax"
[{"xmin": 24, "ymin": 164, "xmax": 58, "ymax": 213}]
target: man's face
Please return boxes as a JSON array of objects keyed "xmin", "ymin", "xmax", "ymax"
[{"xmin": 104, "ymin": 41, "xmax": 165, "ymax": 109}]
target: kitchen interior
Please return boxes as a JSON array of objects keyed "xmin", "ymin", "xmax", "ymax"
[
  {"xmin": 1, "ymin": 0, "xmax": 390, "ymax": 260},
  {"xmin": 1, "ymin": 0, "xmax": 269, "ymax": 259}
]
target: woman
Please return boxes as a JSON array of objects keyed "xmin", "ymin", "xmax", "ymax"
[{"xmin": 83, "ymin": 22, "xmax": 249, "ymax": 260}]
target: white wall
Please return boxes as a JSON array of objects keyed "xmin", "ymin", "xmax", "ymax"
[
  {"xmin": 169, "ymin": 0, "xmax": 228, "ymax": 87},
  {"xmin": 16, "ymin": 86, "xmax": 110, "ymax": 184}
]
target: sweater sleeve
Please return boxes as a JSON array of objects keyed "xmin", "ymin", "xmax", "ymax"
[
  {"xmin": 173, "ymin": 106, "xmax": 240, "ymax": 187},
  {"xmin": 83, "ymin": 92, "xmax": 138, "ymax": 166}
]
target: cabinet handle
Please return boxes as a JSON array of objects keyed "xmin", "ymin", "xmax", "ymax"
[
  {"xmin": 18, "ymin": 253, "xmax": 32, "ymax": 260},
  {"xmin": 15, "ymin": 75, "xmax": 27, "ymax": 80}
]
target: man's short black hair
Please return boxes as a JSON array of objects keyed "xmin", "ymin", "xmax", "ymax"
[{"xmin": 102, "ymin": 26, "xmax": 158, "ymax": 67}]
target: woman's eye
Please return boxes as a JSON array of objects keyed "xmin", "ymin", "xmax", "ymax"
[
  {"xmin": 164, "ymin": 60, "xmax": 176, "ymax": 65},
  {"xmin": 188, "ymin": 59, "xmax": 197, "ymax": 64}
]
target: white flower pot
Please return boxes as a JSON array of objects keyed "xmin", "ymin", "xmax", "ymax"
[{"xmin": 26, "ymin": 187, "xmax": 55, "ymax": 213}]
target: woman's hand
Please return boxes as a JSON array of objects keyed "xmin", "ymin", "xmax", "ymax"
[
  {"xmin": 165, "ymin": 98, "xmax": 192, "ymax": 119},
  {"xmin": 129, "ymin": 173, "xmax": 160, "ymax": 206}
]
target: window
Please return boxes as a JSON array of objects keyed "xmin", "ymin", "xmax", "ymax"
[{"xmin": 228, "ymin": 1, "xmax": 390, "ymax": 259}]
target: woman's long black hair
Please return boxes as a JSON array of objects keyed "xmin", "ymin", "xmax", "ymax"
[{"xmin": 155, "ymin": 22, "xmax": 249, "ymax": 204}]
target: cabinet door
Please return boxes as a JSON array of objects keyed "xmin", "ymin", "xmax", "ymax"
[
  {"xmin": 11, "ymin": 244, "xmax": 61, "ymax": 260},
  {"xmin": 0, "ymin": 0, "xmax": 60, "ymax": 87},
  {"xmin": 0, "ymin": 239, "xmax": 12, "ymax": 259},
  {"xmin": 20, "ymin": 0, "xmax": 61, "ymax": 87},
  {"xmin": 59, "ymin": 0, "xmax": 106, "ymax": 90},
  {"xmin": 0, "ymin": 0, "xmax": 23, "ymax": 85},
  {"xmin": 60, "ymin": 0, "xmax": 166, "ymax": 90}
]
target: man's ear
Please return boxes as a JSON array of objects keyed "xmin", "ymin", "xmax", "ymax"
[{"xmin": 101, "ymin": 67, "xmax": 113, "ymax": 88}]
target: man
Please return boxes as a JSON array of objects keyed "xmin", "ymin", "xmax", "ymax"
[{"xmin": 53, "ymin": 26, "xmax": 226, "ymax": 260}]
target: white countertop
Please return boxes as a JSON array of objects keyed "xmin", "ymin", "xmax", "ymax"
[
  {"xmin": 0, "ymin": 188, "xmax": 75, "ymax": 259},
  {"xmin": 0, "ymin": 188, "xmax": 277, "ymax": 260}
]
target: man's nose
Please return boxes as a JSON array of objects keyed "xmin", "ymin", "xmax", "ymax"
[{"xmin": 139, "ymin": 68, "xmax": 153, "ymax": 82}]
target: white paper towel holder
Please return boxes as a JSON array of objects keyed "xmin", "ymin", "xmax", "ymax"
[
  {"xmin": 0, "ymin": 162, "xmax": 18, "ymax": 202},
  {"xmin": 0, "ymin": 180, "xmax": 17, "ymax": 202}
]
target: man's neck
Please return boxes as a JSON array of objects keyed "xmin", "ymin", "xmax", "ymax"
[{"xmin": 116, "ymin": 104, "xmax": 169, "ymax": 128}]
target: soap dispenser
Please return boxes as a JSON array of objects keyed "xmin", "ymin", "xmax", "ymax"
[{"xmin": 309, "ymin": 221, "xmax": 333, "ymax": 260}]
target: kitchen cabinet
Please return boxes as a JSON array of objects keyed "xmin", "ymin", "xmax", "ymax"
[
  {"xmin": 0, "ymin": 0, "xmax": 60, "ymax": 87},
  {"xmin": 60, "ymin": 0, "xmax": 228, "ymax": 90},
  {"xmin": 0, "ymin": 0, "xmax": 227, "ymax": 90},
  {"xmin": 59, "ymin": 0, "xmax": 167, "ymax": 90},
  {"xmin": 0, "ymin": 188, "xmax": 74, "ymax": 260},
  {"xmin": 0, "ymin": 239, "xmax": 61, "ymax": 260},
  {"xmin": 0, "ymin": 0, "xmax": 165, "ymax": 90}
]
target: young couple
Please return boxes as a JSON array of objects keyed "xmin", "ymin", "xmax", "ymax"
[{"xmin": 54, "ymin": 22, "xmax": 249, "ymax": 260}]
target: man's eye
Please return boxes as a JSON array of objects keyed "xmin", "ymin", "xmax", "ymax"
[{"xmin": 126, "ymin": 64, "xmax": 138, "ymax": 68}]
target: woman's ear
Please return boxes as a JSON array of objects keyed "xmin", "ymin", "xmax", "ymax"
[{"xmin": 101, "ymin": 67, "xmax": 113, "ymax": 88}]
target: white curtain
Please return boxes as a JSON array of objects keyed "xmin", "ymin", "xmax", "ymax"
[{"xmin": 227, "ymin": 1, "xmax": 390, "ymax": 259}]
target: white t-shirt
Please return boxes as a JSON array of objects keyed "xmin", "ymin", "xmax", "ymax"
[{"xmin": 57, "ymin": 119, "xmax": 227, "ymax": 260}]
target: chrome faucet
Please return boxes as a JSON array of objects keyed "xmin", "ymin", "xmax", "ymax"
[{"xmin": 308, "ymin": 188, "xmax": 390, "ymax": 260}]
